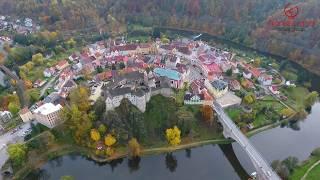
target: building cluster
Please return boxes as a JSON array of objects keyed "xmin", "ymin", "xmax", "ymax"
[
  {"xmin": 0, "ymin": 15, "xmax": 40, "ymax": 34},
  {"xmin": 12, "ymin": 37, "xmax": 280, "ymax": 129}
]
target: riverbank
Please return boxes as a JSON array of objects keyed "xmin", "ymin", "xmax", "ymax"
[{"xmin": 9, "ymin": 137, "xmax": 231, "ymax": 180}]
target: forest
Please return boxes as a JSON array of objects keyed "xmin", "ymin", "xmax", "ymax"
[{"xmin": 0, "ymin": 0, "xmax": 319, "ymax": 75}]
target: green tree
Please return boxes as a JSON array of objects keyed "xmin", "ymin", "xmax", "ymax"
[
  {"xmin": 8, "ymin": 102, "xmax": 20, "ymax": 115},
  {"xmin": 93, "ymin": 97, "xmax": 106, "ymax": 121},
  {"xmin": 304, "ymin": 91, "xmax": 319, "ymax": 108},
  {"xmin": 98, "ymin": 124, "xmax": 107, "ymax": 134},
  {"xmin": 7, "ymin": 144, "xmax": 28, "ymax": 167},
  {"xmin": 32, "ymin": 53, "xmax": 44, "ymax": 66},
  {"xmin": 66, "ymin": 38, "xmax": 76, "ymax": 48},
  {"xmin": 27, "ymin": 89, "xmax": 41, "ymax": 104},
  {"xmin": 225, "ymin": 69, "xmax": 232, "ymax": 76},
  {"xmin": 282, "ymin": 156, "xmax": 298, "ymax": 173}
]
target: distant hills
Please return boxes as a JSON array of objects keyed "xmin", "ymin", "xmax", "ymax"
[{"xmin": 0, "ymin": 0, "xmax": 319, "ymax": 75}]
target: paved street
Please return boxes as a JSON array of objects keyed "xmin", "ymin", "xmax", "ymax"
[{"xmin": 0, "ymin": 122, "xmax": 31, "ymax": 174}]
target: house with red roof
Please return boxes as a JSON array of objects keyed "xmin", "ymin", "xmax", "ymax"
[
  {"xmin": 55, "ymin": 60, "xmax": 69, "ymax": 71},
  {"xmin": 95, "ymin": 71, "xmax": 112, "ymax": 82}
]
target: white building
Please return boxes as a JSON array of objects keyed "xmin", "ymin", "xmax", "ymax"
[
  {"xmin": 258, "ymin": 74, "xmax": 273, "ymax": 86},
  {"xmin": 33, "ymin": 103, "xmax": 63, "ymax": 128},
  {"xmin": 0, "ymin": 111, "xmax": 12, "ymax": 124},
  {"xmin": 105, "ymin": 87, "xmax": 150, "ymax": 112},
  {"xmin": 243, "ymin": 71, "xmax": 252, "ymax": 79},
  {"xmin": 19, "ymin": 107, "xmax": 33, "ymax": 122}
]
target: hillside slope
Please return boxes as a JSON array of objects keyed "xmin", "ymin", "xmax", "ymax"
[{"xmin": 0, "ymin": 0, "xmax": 319, "ymax": 75}]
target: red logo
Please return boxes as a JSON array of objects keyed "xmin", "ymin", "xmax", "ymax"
[{"xmin": 284, "ymin": 3, "xmax": 299, "ymax": 19}]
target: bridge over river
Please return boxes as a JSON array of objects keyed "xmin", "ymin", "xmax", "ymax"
[{"xmin": 212, "ymin": 102, "xmax": 280, "ymax": 180}]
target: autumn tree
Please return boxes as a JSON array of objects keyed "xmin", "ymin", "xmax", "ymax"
[
  {"xmin": 280, "ymin": 108, "xmax": 295, "ymax": 118},
  {"xmin": 243, "ymin": 94, "xmax": 255, "ymax": 105},
  {"xmin": 32, "ymin": 53, "xmax": 44, "ymax": 66},
  {"xmin": 0, "ymin": 52, "xmax": 5, "ymax": 65},
  {"xmin": 253, "ymin": 58, "xmax": 261, "ymax": 67},
  {"xmin": 69, "ymin": 86, "xmax": 91, "ymax": 112},
  {"xmin": 7, "ymin": 144, "xmax": 28, "ymax": 167},
  {"xmin": 61, "ymin": 105, "xmax": 94, "ymax": 145},
  {"xmin": 201, "ymin": 105, "xmax": 213, "ymax": 125},
  {"xmin": 128, "ymin": 138, "xmax": 141, "ymax": 157},
  {"xmin": 90, "ymin": 129, "xmax": 101, "ymax": 142},
  {"xmin": 165, "ymin": 126, "xmax": 181, "ymax": 146},
  {"xmin": 104, "ymin": 134, "xmax": 116, "ymax": 147}
]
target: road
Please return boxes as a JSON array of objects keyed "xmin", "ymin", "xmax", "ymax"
[
  {"xmin": 40, "ymin": 75, "xmax": 58, "ymax": 97},
  {"xmin": 213, "ymin": 102, "xmax": 280, "ymax": 180},
  {"xmin": 0, "ymin": 122, "xmax": 31, "ymax": 174}
]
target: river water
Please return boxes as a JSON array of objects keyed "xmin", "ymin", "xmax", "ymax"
[{"xmin": 25, "ymin": 103, "xmax": 320, "ymax": 180}]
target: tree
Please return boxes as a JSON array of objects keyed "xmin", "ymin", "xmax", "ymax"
[
  {"xmin": 105, "ymin": 147, "xmax": 115, "ymax": 156},
  {"xmin": 69, "ymin": 87, "xmax": 91, "ymax": 112},
  {"xmin": 243, "ymin": 94, "xmax": 255, "ymax": 104},
  {"xmin": 66, "ymin": 38, "xmax": 76, "ymax": 48},
  {"xmin": 32, "ymin": 53, "xmax": 44, "ymax": 66},
  {"xmin": 225, "ymin": 69, "xmax": 232, "ymax": 76},
  {"xmin": 7, "ymin": 144, "xmax": 28, "ymax": 167},
  {"xmin": 0, "ymin": 52, "xmax": 5, "ymax": 65},
  {"xmin": 98, "ymin": 124, "xmax": 107, "ymax": 135},
  {"xmin": 25, "ymin": 62, "xmax": 34, "ymax": 71},
  {"xmin": 282, "ymin": 156, "xmax": 298, "ymax": 173},
  {"xmin": 253, "ymin": 58, "xmax": 261, "ymax": 67},
  {"xmin": 201, "ymin": 105, "xmax": 213, "ymax": 125},
  {"xmin": 93, "ymin": 97, "xmax": 106, "ymax": 121},
  {"xmin": 27, "ymin": 89, "xmax": 40, "ymax": 104},
  {"xmin": 165, "ymin": 126, "xmax": 181, "ymax": 146},
  {"xmin": 128, "ymin": 138, "xmax": 141, "ymax": 157},
  {"xmin": 8, "ymin": 102, "xmax": 20, "ymax": 115},
  {"xmin": 280, "ymin": 108, "xmax": 295, "ymax": 118},
  {"xmin": 61, "ymin": 105, "xmax": 94, "ymax": 145},
  {"xmin": 271, "ymin": 160, "xmax": 289, "ymax": 179},
  {"xmin": 105, "ymin": 134, "xmax": 116, "ymax": 147},
  {"xmin": 304, "ymin": 91, "xmax": 319, "ymax": 108},
  {"xmin": 90, "ymin": 129, "xmax": 101, "ymax": 142},
  {"xmin": 119, "ymin": 62, "xmax": 125, "ymax": 69}
]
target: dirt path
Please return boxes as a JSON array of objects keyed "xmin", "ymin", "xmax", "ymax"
[{"xmin": 301, "ymin": 159, "xmax": 320, "ymax": 180}]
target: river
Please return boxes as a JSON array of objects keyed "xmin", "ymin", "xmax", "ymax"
[{"xmin": 25, "ymin": 103, "xmax": 320, "ymax": 180}]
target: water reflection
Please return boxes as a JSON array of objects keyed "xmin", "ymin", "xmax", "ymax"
[
  {"xmin": 128, "ymin": 157, "xmax": 141, "ymax": 173},
  {"xmin": 165, "ymin": 153, "xmax": 178, "ymax": 172},
  {"xmin": 185, "ymin": 148, "xmax": 191, "ymax": 158}
]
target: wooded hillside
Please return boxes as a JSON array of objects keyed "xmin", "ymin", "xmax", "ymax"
[{"xmin": 1, "ymin": 0, "xmax": 319, "ymax": 75}]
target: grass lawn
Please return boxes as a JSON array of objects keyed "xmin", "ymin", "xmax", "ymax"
[
  {"xmin": 290, "ymin": 157, "xmax": 320, "ymax": 180},
  {"xmin": 226, "ymin": 108, "xmax": 242, "ymax": 121},
  {"xmin": 306, "ymin": 163, "xmax": 320, "ymax": 180},
  {"xmin": 281, "ymin": 86, "xmax": 309, "ymax": 110}
]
